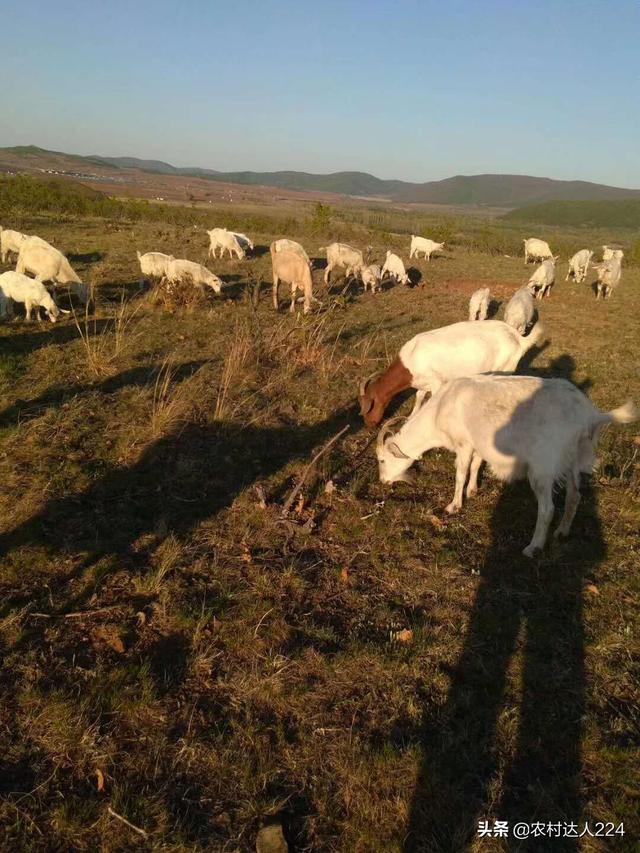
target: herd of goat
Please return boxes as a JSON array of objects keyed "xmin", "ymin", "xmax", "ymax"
[{"xmin": 0, "ymin": 222, "xmax": 636, "ymax": 557}]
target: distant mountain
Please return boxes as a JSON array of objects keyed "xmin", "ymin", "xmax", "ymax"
[{"xmin": 2, "ymin": 145, "xmax": 639, "ymax": 208}]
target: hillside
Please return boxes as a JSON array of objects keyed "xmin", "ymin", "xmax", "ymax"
[
  {"xmin": 2, "ymin": 145, "xmax": 640, "ymax": 207},
  {"xmin": 502, "ymin": 199, "xmax": 640, "ymax": 228}
]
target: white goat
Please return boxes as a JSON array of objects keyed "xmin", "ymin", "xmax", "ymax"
[
  {"xmin": 361, "ymin": 263, "xmax": 382, "ymax": 294},
  {"xmin": 137, "ymin": 251, "xmax": 175, "ymax": 285},
  {"xmin": 16, "ymin": 238, "xmax": 89, "ymax": 303},
  {"xmin": 376, "ymin": 374, "xmax": 637, "ymax": 557},
  {"xmin": 593, "ymin": 257, "xmax": 622, "ymax": 299},
  {"xmin": 270, "ymin": 239, "xmax": 311, "ymax": 266},
  {"xmin": 0, "ymin": 227, "xmax": 29, "ymax": 263},
  {"xmin": 320, "ymin": 243, "xmax": 365, "ymax": 284},
  {"xmin": 381, "ymin": 251, "xmax": 409, "ymax": 285},
  {"xmin": 523, "ymin": 237, "xmax": 553, "ymax": 265},
  {"xmin": 207, "ymin": 228, "xmax": 245, "ymax": 260},
  {"xmin": 527, "ymin": 257, "xmax": 557, "ymax": 299},
  {"xmin": 165, "ymin": 259, "xmax": 222, "ymax": 293},
  {"xmin": 359, "ymin": 319, "xmax": 546, "ymax": 427},
  {"xmin": 566, "ymin": 249, "xmax": 593, "ymax": 284},
  {"xmin": 504, "ymin": 287, "xmax": 535, "ymax": 335},
  {"xmin": 409, "ymin": 236, "xmax": 445, "ymax": 261},
  {"xmin": 602, "ymin": 245, "xmax": 624, "ymax": 262},
  {"xmin": 232, "ymin": 231, "xmax": 254, "ymax": 251},
  {"xmin": 271, "ymin": 249, "xmax": 319, "ymax": 314},
  {"xmin": 0, "ymin": 271, "xmax": 69, "ymax": 323},
  {"xmin": 468, "ymin": 287, "xmax": 490, "ymax": 321}
]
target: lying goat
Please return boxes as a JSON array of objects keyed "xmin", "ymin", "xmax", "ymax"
[
  {"xmin": 376, "ymin": 375, "xmax": 637, "ymax": 557},
  {"xmin": 359, "ymin": 319, "xmax": 545, "ymax": 427}
]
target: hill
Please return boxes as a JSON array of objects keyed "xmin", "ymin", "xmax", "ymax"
[
  {"xmin": 502, "ymin": 199, "xmax": 640, "ymax": 228},
  {"xmin": 2, "ymin": 145, "xmax": 640, "ymax": 207}
]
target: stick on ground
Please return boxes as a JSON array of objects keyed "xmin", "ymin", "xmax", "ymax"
[{"xmin": 281, "ymin": 425, "xmax": 350, "ymax": 517}]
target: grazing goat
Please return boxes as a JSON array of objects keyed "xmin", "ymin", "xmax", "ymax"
[
  {"xmin": 137, "ymin": 251, "xmax": 175, "ymax": 285},
  {"xmin": 361, "ymin": 263, "xmax": 382, "ymax": 294},
  {"xmin": 381, "ymin": 251, "xmax": 409, "ymax": 285},
  {"xmin": 566, "ymin": 249, "xmax": 592, "ymax": 284},
  {"xmin": 0, "ymin": 271, "xmax": 69, "ymax": 323},
  {"xmin": 165, "ymin": 259, "xmax": 222, "ymax": 293},
  {"xmin": 232, "ymin": 231, "xmax": 254, "ymax": 252},
  {"xmin": 468, "ymin": 287, "xmax": 490, "ymax": 321},
  {"xmin": 376, "ymin": 375, "xmax": 637, "ymax": 557},
  {"xmin": 270, "ymin": 239, "xmax": 311, "ymax": 266},
  {"xmin": 409, "ymin": 236, "xmax": 445, "ymax": 261},
  {"xmin": 0, "ymin": 227, "xmax": 28, "ymax": 263},
  {"xmin": 504, "ymin": 286, "xmax": 535, "ymax": 335},
  {"xmin": 593, "ymin": 257, "xmax": 622, "ymax": 299},
  {"xmin": 523, "ymin": 237, "xmax": 553, "ymax": 265},
  {"xmin": 16, "ymin": 238, "xmax": 89, "ymax": 303},
  {"xmin": 602, "ymin": 245, "xmax": 624, "ymax": 262},
  {"xmin": 207, "ymin": 228, "xmax": 245, "ymax": 260},
  {"xmin": 320, "ymin": 243, "xmax": 364, "ymax": 284},
  {"xmin": 527, "ymin": 257, "xmax": 557, "ymax": 299},
  {"xmin": 358, "ymin": 319, "xmax": 546, "ymax": 427},
  {"xmin": 271, "ymin": 249, "xmax": 318, "ymax": 314}
]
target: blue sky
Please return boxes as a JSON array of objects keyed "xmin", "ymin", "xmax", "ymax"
[{"xmin": 1, "ymin": 0, "xmax": 639, "ymax": 186}]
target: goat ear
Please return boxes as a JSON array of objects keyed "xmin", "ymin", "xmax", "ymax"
[
  {"xmin": 359, "ymin": 396, "xmax": 374, "ymax": 416},
  {"xmin": 387, "ymin": 441, "xmax": 410, "ymax": 460}
]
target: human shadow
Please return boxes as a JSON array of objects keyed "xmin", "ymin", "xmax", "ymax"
[
  {"xmin": 0, "ymin": 405, "xmax": 355, "ymax": 613},
  {"xmin": 0, "ymin": 318, "xmax": 112, "ymax": 355},
  {"xmin": 0, "ymin": 360, "xmax": 208, "ymax": 430},
  {"xmin": 404, "ymin": 367, "xmax": 605, "ymax": 851}
]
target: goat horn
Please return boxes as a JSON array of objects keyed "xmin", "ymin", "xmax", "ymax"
[
  {"xmin": 358, "ymin": 372, "xmax": 379, "ymax": 397},
  {"xmin": 376, "ymin": 416, "xmax": 405, "ymax": 451}
]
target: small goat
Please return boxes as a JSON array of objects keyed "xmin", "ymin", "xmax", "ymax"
[
  {"xmin": 361, "ymin": 263, "xmax": 382, "ymax": 293},
  {"xmin": 527, "ymin": 257, "xmax": 558, "ymax": 300},
  {"xmin": 504, "ymin": 286, "xmax": 535, "ymax": 335},
  {"xmin": 381, "ymin": 251, "xmax": 410, "ymax": 285},
  {"xmin": 0, "ymin": 271, "xmax": 69, "ymax": 323},
  {"xmin": 376, "ymin": 375, "xmax": 637, "ymax": 557},
  {"xmin": 468, "ymin": 287, "xmax": 490, "ymax": 321}
]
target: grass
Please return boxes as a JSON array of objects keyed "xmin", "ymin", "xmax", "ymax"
[
  {"xmin": 0, "ymin": 199, "xmax": 638, "ymax": 851},
  {"xmin": 503, "ymin": 198, "xmax": 640, "ymax": 229}
]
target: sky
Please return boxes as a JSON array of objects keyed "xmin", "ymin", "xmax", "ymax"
[{"xmin": 1, "ymin": 0, "xmax": 639, "ymax": 187}]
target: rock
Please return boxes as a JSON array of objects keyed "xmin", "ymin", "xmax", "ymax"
[{"xmin": 256, "ymin": 822, "xmax": 288, "ymax": 853}]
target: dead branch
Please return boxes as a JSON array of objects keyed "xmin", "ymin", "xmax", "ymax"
[
  {"xmin": 107, "ymin": 806, "xmax": 149, "ymax": 840},
  {"xmin": 281, "ymin": 425, "xmax": 350, "ymax": 517}
]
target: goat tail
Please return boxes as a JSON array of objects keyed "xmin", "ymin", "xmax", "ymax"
[
  {"xmin": 606, "ymin": 400, "xmax": 639, "ymax": 425},
  {"xmin": 520, "ymin": 321, "xmax": 546, "ymax": 352},
  {"xmin": 136, "ymin": 250, "xmax": 141, "ymax": 261}
]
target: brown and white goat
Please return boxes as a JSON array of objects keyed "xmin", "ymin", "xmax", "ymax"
[{"xmin": 358, "ymin": 319, "xmax": 546, "ymax": 427}]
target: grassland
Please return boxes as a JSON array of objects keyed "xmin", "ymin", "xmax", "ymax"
[
  {"xmin": 503, "ymin": 199, "xmax": 640, "ymax": 231},
  {"xmin": 0, "ymin": 198, "xmax": 638, "ymax": 852}
]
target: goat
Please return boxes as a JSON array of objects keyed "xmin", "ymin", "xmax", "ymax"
[
  {"xmin": 593, "ymin": 257, "xmax": 622, "ymax": 299},
  {"xmin": 409, "ymin": 236, "xmax": 445, "ymax": 261},
  {"xmin": 0, "ymin": 227, "xmax": 28, "ymax": 263},
  {"xmin": 361, "ymin": 263, "xmax": 382, "ymax": 293},
  {"xmin": 0, "ymin": 271, "xmax": 69, "ymax": 323},
  {"xmin": 468, "ymin": 287, "xmax": 490, "ymax": 321},
  {"xmin": 504, "ymin": 286, "xmax": 535, "ymax": 335},
  {"xmin": 523, "ymin": 237, "xmax": 553, "ymax": 265},
  {"xmin": 271, "ymin": 249, "xmax": 319, "ymax": 314},
  {"xmin": 358, "ymin": 319, "xmax": 546, "ymax": 427},
  {"xmin": 376, "ymin": 374, "xmax": 637, "ymax": 557},
  {"xmin": 566, "ymin": 249, "xmax": 592, "ymax": 284},
  {"xmin": 381, "ymin": 251, "xmax": 410, "ymax": 285},
  {"xmin": 527, "ymin": 257, "xmax": 558, "ymax": 300},
  {"xmin": 320, "ymin": 243, "xmax": 365, "ymax": 284}
]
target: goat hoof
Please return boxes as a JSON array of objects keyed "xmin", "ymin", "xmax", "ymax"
[
  {"xmin": 445, "ymin": 502, "xmax": 460, "ymax": 515},
  {"xmin": 522, "ymin": 544, "xmax": 540, "ymax": 558}
]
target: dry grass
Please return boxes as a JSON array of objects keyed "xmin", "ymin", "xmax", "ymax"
[{"xmin": 0, "ymin": 204, "xmax": 638, "ymax": 852}]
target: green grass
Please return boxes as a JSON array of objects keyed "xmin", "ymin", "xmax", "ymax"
[
  {"xmin": 0, "ymin": 201, "xmax": 638, "ymax": 851},
  {"xmin": 503, "ymin": 198, "xmax": 640, "ymax": 229}
]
